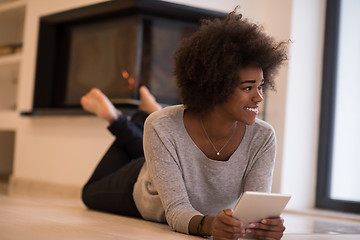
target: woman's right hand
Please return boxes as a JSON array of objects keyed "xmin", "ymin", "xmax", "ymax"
[{"xmin": 212, "ymin": 209, "xmax": 246, "ymax": 240}]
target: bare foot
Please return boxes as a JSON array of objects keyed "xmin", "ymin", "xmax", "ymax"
[
  {"xmin": 80, "ymin": 88, "xmax": 120, "ymax": 123},
  {"xmin": 138, "ymin": 86, "xmax": 162, "ymax": 114}
]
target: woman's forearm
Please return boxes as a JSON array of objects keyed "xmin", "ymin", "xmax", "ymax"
[{"xmin": 189, "ymin": 215, "xmax": 215, "ymax": 237}]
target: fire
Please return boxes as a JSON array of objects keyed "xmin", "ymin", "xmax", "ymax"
[
  {"xmin": 121, "ymin": 70, "xmax": 135, "ymax": 90},
  {"xmin": 128, "ymin": 77, "xmax": 135, "ymax": 90},
  {"xmin": 121, "ymin": 70, "xmax": 129, "ymax": 79}
]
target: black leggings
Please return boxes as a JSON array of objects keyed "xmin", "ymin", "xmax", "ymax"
[{"xmin": 81, "ymin": 111, "xmax": 148, "ymax": 218}]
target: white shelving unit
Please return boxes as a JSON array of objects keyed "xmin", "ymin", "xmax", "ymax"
[{"xmin": 0, "ymin": 0, "xmax": 26, "ymax": 179}]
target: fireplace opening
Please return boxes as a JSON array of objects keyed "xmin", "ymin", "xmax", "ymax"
[{"xmin": 29, "ymin": 0, "xmax": 226, "ymax": 115}]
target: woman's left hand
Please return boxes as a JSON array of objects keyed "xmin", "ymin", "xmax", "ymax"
[{"xmin": 245, "ymin": 217, "xmax": 285, "ymax": 240}]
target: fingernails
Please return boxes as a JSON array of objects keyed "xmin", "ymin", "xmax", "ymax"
[{"xmin": 249, "ymin": 223, "xmax": 255, "ymax": 228}]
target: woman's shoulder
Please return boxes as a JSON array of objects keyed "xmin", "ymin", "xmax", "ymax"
[
  {"xmin": 145, "ymin": 104, "xmax": 185, "ymax": 128},
  {"xmin": 250, "ymin": 118, "xmax": 276, "ymax": 138},
  {"xmin": 242, "ymin": 118, "xmax": 276, "ymax": 152},
  {"xmin": 254, "ymin": 118, "xmax": 274, "ymax": 130}
]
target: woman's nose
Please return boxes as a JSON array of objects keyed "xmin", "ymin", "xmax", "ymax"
[{"xmin": 253, "ymin": 89, "xmax": 263, "ymax": 103}]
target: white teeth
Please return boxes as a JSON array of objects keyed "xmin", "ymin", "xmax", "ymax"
[{"xmin": 245, "ymin": 107, "xmax": 258, "ymax": 113}]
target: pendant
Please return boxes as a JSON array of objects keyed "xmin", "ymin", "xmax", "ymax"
[{"xmin": 216, "ymin": 152, "xmax": 220, "ymax": 156}]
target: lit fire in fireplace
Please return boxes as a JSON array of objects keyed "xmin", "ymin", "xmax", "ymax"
[{"xmin": 121, "ymin": 70, "xmax": 135, "ymax": 90}]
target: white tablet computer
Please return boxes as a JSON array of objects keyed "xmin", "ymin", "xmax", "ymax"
[{"xmin": 232, "ymin": 191, "xmax": 291, "ymax": 228}]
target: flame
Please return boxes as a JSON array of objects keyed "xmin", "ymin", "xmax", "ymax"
[
  {"xmin": 121, "ymin": 69, "xmax": 135, "ymax": 90},
  {"xmin": 121, "ymin": 70, "xmax": 129, "ymax": 79},
  {"xmin": 128, "ymin": 77, "xmax": 135, "ymax": 90}
]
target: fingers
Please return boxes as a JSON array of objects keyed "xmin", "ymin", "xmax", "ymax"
[
  {"xmin": 246, "ymin": 217, "xmax": 285, "ymax": 240},
  {"xmin": 251, "ymin": 218, "xmax": 285, "ymax": 231},
  {"xmin": 246, "ymin": 228, "xmax": 284, "ymax": 240},
  {"xmin": 212, "ymin": 209, "xmax": 246, "ymax": 240},
  {"xmin": 261, "ymin": 218, "xmax": 285, "ymax": 226},
  {"xmin": 212, "ymin": 213, "xmax": 286, "ymax": 240}
]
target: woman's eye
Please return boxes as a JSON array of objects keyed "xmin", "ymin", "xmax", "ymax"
[
  {"xmin": 258, "ymin": 82, "xmax": 265, "ymax": 90},
  {"xmin": 243, "ymin": 86, "xmax": 252, "ymax": 91}
]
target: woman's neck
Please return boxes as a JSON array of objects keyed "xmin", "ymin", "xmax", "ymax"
[
  {"xmin": 183, "ymin": 109, "xmax": 246, "ymax": 161},
  {"xmin": 198, "ymin": 110, "xmax": 244, "ymax": 140}
]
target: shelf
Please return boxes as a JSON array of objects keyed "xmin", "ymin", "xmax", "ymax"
[
  {"xmin": 0, "ymin": 0, "xmax": 25, "ymax": 24},
  {"xmin": 0, "ymin": 0, "xmax": 25, "ymax": 13},
  {"xmin": 0, "ymin": 0, "xmax": 25, "ymax": 113},
  {"xmin": 0, "ymin": 0, "xmax": 25, "ymax": 181},
  {"xmin": 0, "ymin": 110, "xmax": 18, "ymax": 130},
  {"xmin": 0, "ymin": 0, "xmax": 25, "ymax": 47},
  {"xmin": 0, "ymin": 52, "xmax": 21, "ymax": 65},
  {"xmin": 0, "ymin": 58, "xmax": 19, "ymax": 111},
  {"xmin": 0, "ymin": 129, "xmax": 15, "ymax": 178}
]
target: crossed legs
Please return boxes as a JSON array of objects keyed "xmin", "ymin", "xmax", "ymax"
[{"xmin": 81, "ymin": 86, "xmax": 161, "ymax": 217}]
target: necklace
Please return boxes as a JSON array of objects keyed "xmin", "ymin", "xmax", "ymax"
[{"xmin": 200, "ymin": 118, "xmax": 238, "ymax": 156}]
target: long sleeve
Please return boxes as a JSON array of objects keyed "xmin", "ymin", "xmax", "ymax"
[
  {"xmin": 142, "ymin": 113, "xmax": 201, "ymax": 233},
  {"xmin": 132, "ymin": 105, "xmax": 277, "ymax": 235},
  {"xmin": 242, "ymin": 124, "xmax": 276, "ymax": 193}
]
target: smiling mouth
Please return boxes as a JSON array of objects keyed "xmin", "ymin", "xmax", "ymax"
[{"xmin": 244, "ymin": 107, "xmax": 259, "ymax": 114}]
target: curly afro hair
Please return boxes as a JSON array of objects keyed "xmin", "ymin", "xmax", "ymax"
[{"xmin": 174, "ymin": 10, "xmax": 288, "ymax": 113}]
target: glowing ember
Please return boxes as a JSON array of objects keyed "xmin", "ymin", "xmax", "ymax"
[
  {"xmin": 121, "ymin": 70, "xmax": 129, "ymax": 79},
  {"xmin": 128, "ymin": 77, "xmax": 135, "ymax": 90}
]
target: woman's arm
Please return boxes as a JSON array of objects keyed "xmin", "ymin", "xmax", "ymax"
[
  {"xmin": 143, "ymin": 114, "xmax": 201, "ymax": 234},
  {"xmin": 242, "ymin": 129, "xmax": 285, "ymax": 239},
  {"xmin": 189, "ymin": 210, "xmax": 246, "ymax": 239},
  {"xmin": 144, "ymin": 113, "xmax": 245, "ymax": 238},
  {"xmin": 243, "ymin": 128, "xmax": 276, "ymax": 193}
]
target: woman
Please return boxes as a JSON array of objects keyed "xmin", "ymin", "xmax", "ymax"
[{"xmin": 82, "ymin": 10, "xmax": 287, "ymax": 240}]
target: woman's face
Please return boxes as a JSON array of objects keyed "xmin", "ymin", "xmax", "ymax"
[{"xmin": 218, "ymin": 66, "xmax": 264, "ymax": 125}]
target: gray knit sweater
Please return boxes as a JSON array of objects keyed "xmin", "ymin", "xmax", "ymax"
[{"xmin": 133, "ymin": 105, "xmax": 276, "ymax": 234}]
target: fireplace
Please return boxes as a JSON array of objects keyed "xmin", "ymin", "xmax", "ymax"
[{"xmin": 29, "ymin": 0, "xmax": 226, "ymax": 115}]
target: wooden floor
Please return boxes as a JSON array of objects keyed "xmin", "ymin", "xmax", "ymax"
[{"xmin": 1, "ymin": 193, "xmax": 360, "ymax": 240}]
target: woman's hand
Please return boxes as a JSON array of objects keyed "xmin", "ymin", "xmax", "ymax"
[
  {"xmin": 246, "ymin": 217, "xmax": 285, "ymax": 240},
  {"xmin": 212, "ymin": 209, "xmax": 246, "ymax": 240}
]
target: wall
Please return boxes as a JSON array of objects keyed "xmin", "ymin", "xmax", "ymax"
[
  {"xmin": 13, "ymin": 0, "xmax": 112, "ymax": 194},
  {"xmin": 281, "ymin": 0, "xmax": 326, "ymax": 209},
  {"xmin": 11, "ymin": 0, "xmax": 326, "ymax": 210}
]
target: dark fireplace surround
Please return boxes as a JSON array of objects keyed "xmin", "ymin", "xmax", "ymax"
[{"xmin": 29, "ymin": 0, "xmax": 226, "ymax": 115}]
